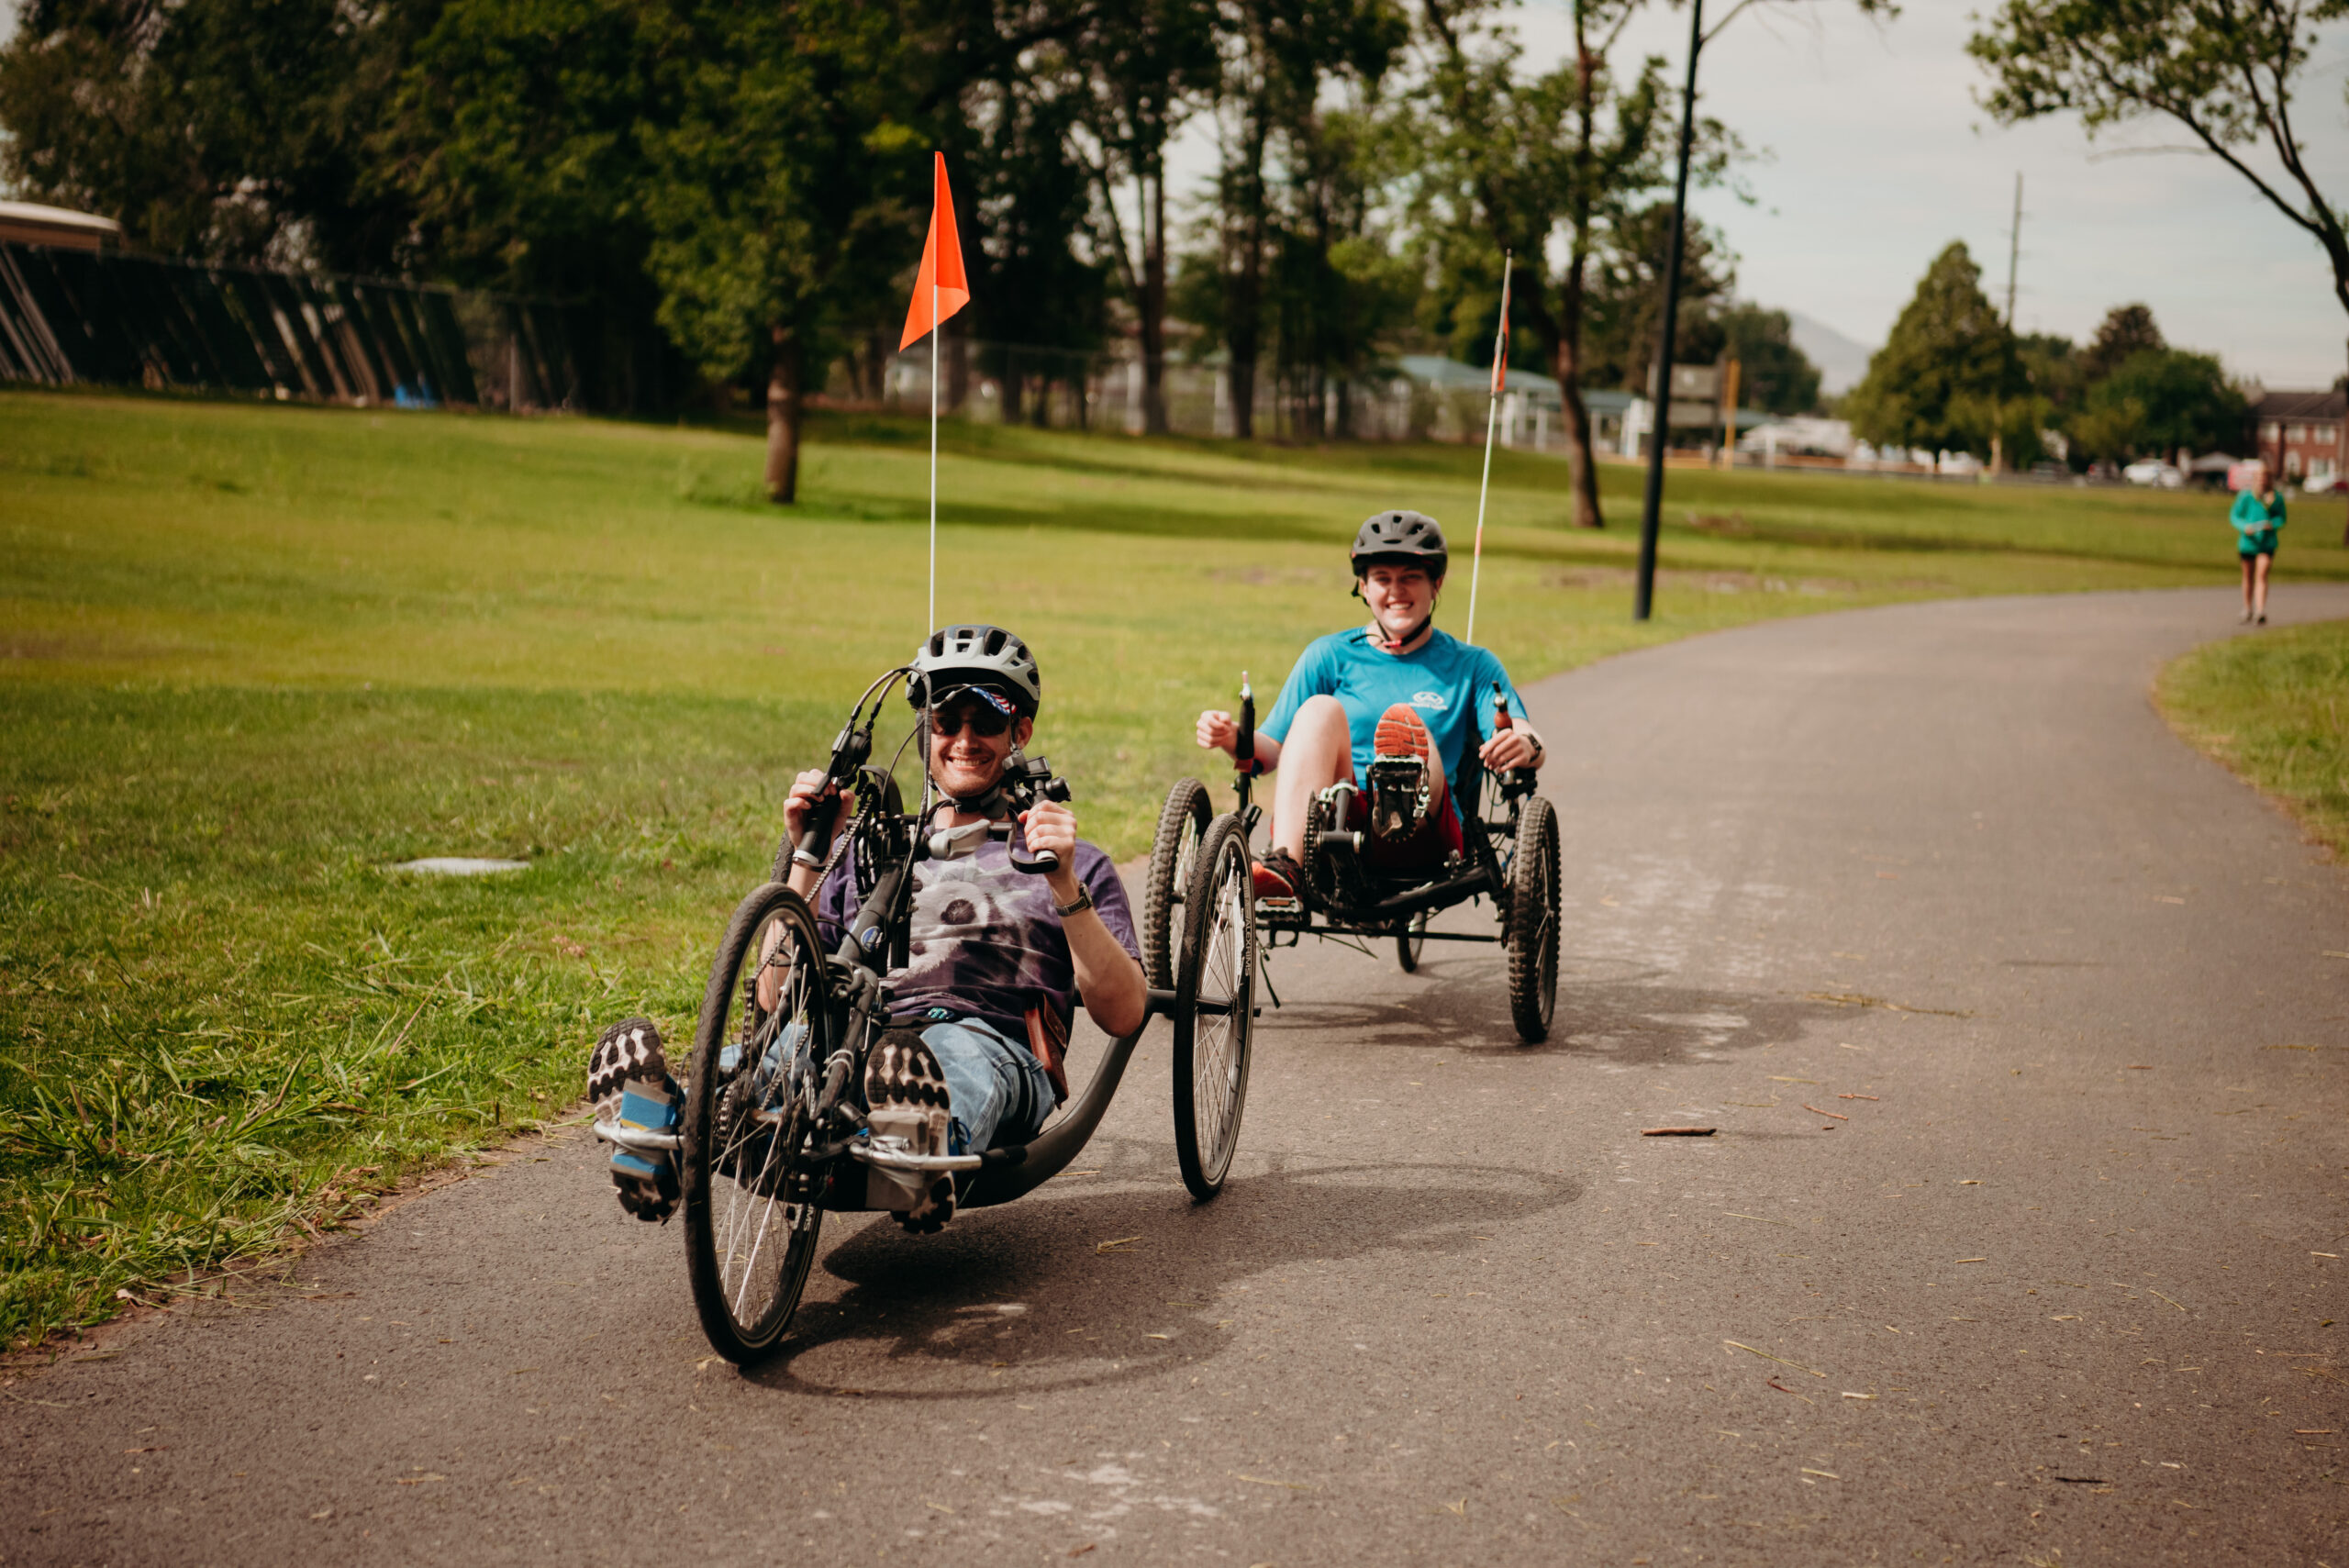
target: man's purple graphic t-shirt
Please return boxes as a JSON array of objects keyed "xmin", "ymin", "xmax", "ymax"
[{"xmin": 815, "ymin": 829, "xmax": 1139, "ymax": 1043}]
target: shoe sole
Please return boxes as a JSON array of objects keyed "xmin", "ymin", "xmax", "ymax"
[
  {"xmin": 589, "ymin": 1018, "xmax": 680, "ymax": 1222},
  {"xmin": 865, "ymin": 1030, "xmax": 956, "ymax": 1228}
]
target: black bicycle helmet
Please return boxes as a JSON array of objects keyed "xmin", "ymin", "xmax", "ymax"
[
  {"xmin": 908, "ymin": 623, "xmax": 1042, "ymax": 717},
  {"xmin": 1351, "ymin": 510, "xmax": 1448, "ymax": 580}
]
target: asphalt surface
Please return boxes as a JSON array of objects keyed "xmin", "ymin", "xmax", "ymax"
[{"xmin": 7, "ymin": 586, "xmax": 2348, "ymax": 1565}]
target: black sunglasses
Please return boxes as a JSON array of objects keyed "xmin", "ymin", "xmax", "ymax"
[{"xmin": 930, "ymin": 703, "xmax": 1014, "ymax": 739}]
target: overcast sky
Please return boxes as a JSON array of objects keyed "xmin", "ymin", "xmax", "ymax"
[{"xmin": 1533, "ymin": 1, "xmax": 2349, "ymax": 388}]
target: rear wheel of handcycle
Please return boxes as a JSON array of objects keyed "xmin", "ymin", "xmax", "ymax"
[
  {"xmin": 681, "ymin": 882, "xmax": 831, "ymax": 1362},
  {"xmin": 1396, "ymin": 909, "xmax": 1429, "ymax": 973},
  {"xmin": 1505, "ymin": 795, "xmax": 1561, "ymax": 1044},
  {"xmin": 1142, "ymin": 777, "xmax": 1212, "ymax": 990},
  {"xmin": 1172, "ymin": 815, "xmax": 1256, "ymax": 1201}
]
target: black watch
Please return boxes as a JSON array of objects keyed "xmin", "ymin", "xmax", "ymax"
[{"xmin": 1054, "ymin": 884, "xmax": 1095, "ymax": 917}]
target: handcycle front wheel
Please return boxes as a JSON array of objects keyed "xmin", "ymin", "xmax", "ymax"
[
  {"xmin": 681, "ymin": 882, "xmax": 831, "ymax": 1362},
  {"xmin": 1505, "ymin": 795, "xmax": 1561, "ymax": 1043},
  {"xmin": 1142, "ymin": 777, "xmax": 1212, "ymax": 990},
  {"xmin": 1172, "ymin": 814, "xmax": 1256, "ymax": 1201}
]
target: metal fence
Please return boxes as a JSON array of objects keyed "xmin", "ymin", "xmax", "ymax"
[{"xmin": 0, "ymin": 242, "xmax": 667, "ymax": 414}]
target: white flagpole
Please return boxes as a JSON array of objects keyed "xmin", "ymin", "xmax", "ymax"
[
  {"xmin": 928, "ymin": 275, "xmax": 939, "ymax": 633},
  {"xmin": 1465, "ymin": 250, "xmax": 1510, "ymax": 649}
]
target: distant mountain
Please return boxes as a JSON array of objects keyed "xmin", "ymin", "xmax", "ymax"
[{"xmin": 1785, "ymin": 310, "xmax": 1876, "ymax": 396}]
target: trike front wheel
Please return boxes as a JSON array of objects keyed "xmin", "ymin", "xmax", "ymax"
[
  {"xmin": 681, "ymin": 883, "xmax": 831, "ymax": 1362},
  {"xmin": 1505, "ymin": 795, "xmax": 1560, "ymax": 1043},
  {"xmin": 1172, "ymin": 815, "xmax": 1255, "ymax": 1200}
]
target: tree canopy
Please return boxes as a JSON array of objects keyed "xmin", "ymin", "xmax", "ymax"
[{"xmin": 1842, "ymin": 242, "xmax": 2021, "ymax": 455}]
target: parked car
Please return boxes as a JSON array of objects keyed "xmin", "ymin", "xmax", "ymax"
[
  {"xmin": 2302, "ymin": 473, "xmax": 2342, "ymax": 495},
  {"xmin": 2122, "ymin": 459, "xmax": 2186, "ymax": 489}
]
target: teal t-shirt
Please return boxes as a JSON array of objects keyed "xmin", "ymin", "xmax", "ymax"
[
  {"xmin": 1260, "ymin": 627, "xmax": 1530, "ymax": 794},
  {"xmin": 2231, "ymin": 489, "xmax": 2286, "ymax": 555}
]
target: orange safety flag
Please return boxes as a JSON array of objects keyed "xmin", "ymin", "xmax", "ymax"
[
  {"xmin": 899, "ymin": 151, "xmax": 972, "ymax": 350},
  {"xmin": 1490, "ymin": 265, "xmax": 1511, "ymax": 395}
]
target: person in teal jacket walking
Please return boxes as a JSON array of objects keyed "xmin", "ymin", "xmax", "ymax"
[{"xmin": 2231, "ymin": 462, "xmax": 2286, "ymax": 624}]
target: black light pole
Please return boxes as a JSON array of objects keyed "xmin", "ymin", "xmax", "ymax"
[{"xmin": 1634, "ymin": 0, "xmax": 1705, "ymax": 622}]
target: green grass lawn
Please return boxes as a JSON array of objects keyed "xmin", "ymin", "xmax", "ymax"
[
  {"xmin": 2160, "ymin": 618, "xmax": 2349, "ymax": 861},
  {"xmin": 6, "ymin": 387, "xmax": 2342, "ymax": 1351}
]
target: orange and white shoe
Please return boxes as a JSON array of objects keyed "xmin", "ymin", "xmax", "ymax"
[{"xmin": 1367, "ymin": 704, "xmax": 1447, "ymax": 839}]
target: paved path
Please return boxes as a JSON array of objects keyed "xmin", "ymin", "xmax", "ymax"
[{"xmin": 8, "ymin": 588, "xmax": 2349, "ymax": 1566}]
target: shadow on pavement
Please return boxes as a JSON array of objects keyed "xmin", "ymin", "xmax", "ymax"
[
  {"xmin": 1262, "ymin": 951, "xmax": 1838, "ymax": 1068},
  {"xmin": 742, "ymin": 1158, "xmax": 1578, "ymax": 1403}
]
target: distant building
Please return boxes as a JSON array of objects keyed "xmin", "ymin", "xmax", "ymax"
[
  {"xmin": 1393, "ymin": 354, "xmax": 1632, "ymax": 453},
  {"xmin": 0, "ymin": 201, "xmax": 123, "ymax": 252},
  {"xmin": 2252, "ymin": 389, "xmax": 2345, "ymax": 484}
]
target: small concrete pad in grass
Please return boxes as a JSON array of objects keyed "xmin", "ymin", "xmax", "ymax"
[{"xmin": 387, "ymin": 857, "xmax": 529, "ymax": 876}]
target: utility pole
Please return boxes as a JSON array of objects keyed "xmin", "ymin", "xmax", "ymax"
[
  {"xmin": 2004, "ymin": 172, "xmax": 2022, "ymax": 327},
  {"xmin": 1634, "ymin": 0, "xmax": 1703, "ymax": 623}
]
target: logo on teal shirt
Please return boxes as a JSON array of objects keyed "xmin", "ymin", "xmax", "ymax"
[{"xmin": 1411, "ymin": 690, "xmax": 1449, "ymax": 710}]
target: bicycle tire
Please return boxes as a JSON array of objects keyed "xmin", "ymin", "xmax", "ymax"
[
  {"xmin": 1142, "ymin": 777, "xmax": 1212, "ymax": 991},
  {"xmin": 681, "ymin": 882, "xmax": 830, "ymax": 1362},
  {"xmin": 1172, "ymin": 815, "xmax": 1256, "ymax": 1200},
  {"xmin": 1396, "ymin": 908, "xmax": 1429, "ymax": 973},
  {"xmin": 1505, "ymin": 795, "xmax": 1561, "ymax": 1043}
]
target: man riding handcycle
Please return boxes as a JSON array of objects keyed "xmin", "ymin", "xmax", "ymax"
[{"xmin": 582, "ymin": 625, "xmax": 1253, "ymax": 1362}]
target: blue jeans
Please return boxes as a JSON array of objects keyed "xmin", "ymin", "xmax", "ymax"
[
  {"xmin": 734, "ymin": 1016, "xmax": 1052, "ymax": 1157},
  {"xmin": 921, "ymin": 1017, "xmax": 1053, "ymax": 1156}
]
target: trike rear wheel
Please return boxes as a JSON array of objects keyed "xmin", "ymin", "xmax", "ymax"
[
  {"xmin": 1172, "ymin": 815, "xmax": 1255, "ymax": 1200},
  {"xmin": 682, "ymin": 883, "xmax": 830, "ymax": 1362},
  {"xmin": 1505, "ymin": 795, "xmax": 1561, "ymax": 1043},
  {"xmin": 1143, "ymin": 777, "xmax": 1213, "ymax": 990},
  {"xmin": 1396, "ymin": 909, "xmax": 1429, "ymax": 973}
]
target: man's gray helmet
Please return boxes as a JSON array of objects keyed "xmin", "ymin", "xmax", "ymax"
[
  {"xmin": 909, "ymin": 624, "xmax": 1042, "ymax": 716},
  {"xmin": 1351, "ymin": 510, "xmax": 1448, "ymax": 579}
]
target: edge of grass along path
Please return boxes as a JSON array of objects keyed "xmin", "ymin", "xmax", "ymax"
[
  {"xmin": 0, "ymin": 388, "xmax": 2335, "ymax": 1352},
  {"xmin": 2157, "ymin": 617, "xmax": 2349, "ymax": 862}
]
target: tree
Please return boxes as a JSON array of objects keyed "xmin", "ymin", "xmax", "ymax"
[
  {"xmin": 2079, "ymin": 302, "xmax": 2165, "ymax": 383},
  {"xmin": 1969, "ymin": 0, "xmax": 2349, "ymax": 371},
  {"xmin": 1419, "ymin": 0, "xmax": 1675, "ymax": 527},
  {"xmin": 1574, "ymin": 200, "xmax": 1733, "ymax": 392},
  {"xmin": 1842, "ymin": 240, "xmax": 2022, "ymax": 456},
  {"xmin": 965, "ymin": 72, "xmax": 1109, "ymax": 426},
  {"xmin": 635, "ymin": 0, "xmax": 923, "ymax": 502},
  {"xmin": 1202, "ymin": 0, "xmax": 1406, "ymax": 439},
  {"xmin": 386, "ymin": 0, "xmax": 662, "ymax": 316},
  {"xmin": 2073, "ymin": 346, "xmax": 2248, "ymax": 463},
  {"xmin": 0, "ymin": 0, "xmax": 412, "ymax": 267},
  {"xmin": 1714, "ymin": 301, "xmax": 1820, "ymax": 415},
  {"xmin": 1067, "ymin": 0, "xmax": 1219, "ymax": 435}
]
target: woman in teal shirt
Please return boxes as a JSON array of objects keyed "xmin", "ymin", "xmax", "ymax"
[{"xmin": 2230, "ymin": 462, "xmax": 2286, "ymax": 624}]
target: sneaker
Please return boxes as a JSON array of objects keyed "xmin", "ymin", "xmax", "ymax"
[
  {"xmin": 864, "ymin": 1029, "xmax": 955, "ymax": 1232},
  {"xmin": 2256, "ymin": 612, "xmax": 2267, "ymax": 625},
  {"xmin": 587, "ymin": 1018, "xmax": 681, "ymax": 1222},
  {"xmin": 1368, "ymin": 704, "xmax": 1441, "ymax": 839},
  {"xmin": 1252, "ymin": 847, "xmax": 1308, "ymax": 902}
]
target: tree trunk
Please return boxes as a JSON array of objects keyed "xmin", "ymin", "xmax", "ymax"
[
  {"xmin": 1225, "ymin": 103, "xmax": 1268, "ymax": 441},
  {"xmin": 1559, "ymin": 12, "xmax": 1605, "ymax": 529},
  {"xmin": 764, "ymin": 324, "xmax": 804, "ymax": 505},
  {"xmin": 1141, "ymin": 169, "xmax": 1169, "ymax": 434}
]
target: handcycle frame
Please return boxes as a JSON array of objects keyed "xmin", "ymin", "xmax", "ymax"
[
  {"xmin": 1145, "ymin": 675, "xmax": 1560, "ymax": 1045},
  {"xmin": 600, "ymin": 664, "xmax": 1249, "ymax": 1363}
]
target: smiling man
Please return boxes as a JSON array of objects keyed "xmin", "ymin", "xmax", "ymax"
[
  {"xmin": 588, "ymin": 624, "xmax": 1143, "ymax": 1234},
  {"xmin": 1195, "ymin": 510, "xmax": 1546, "ymax": 901}
]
